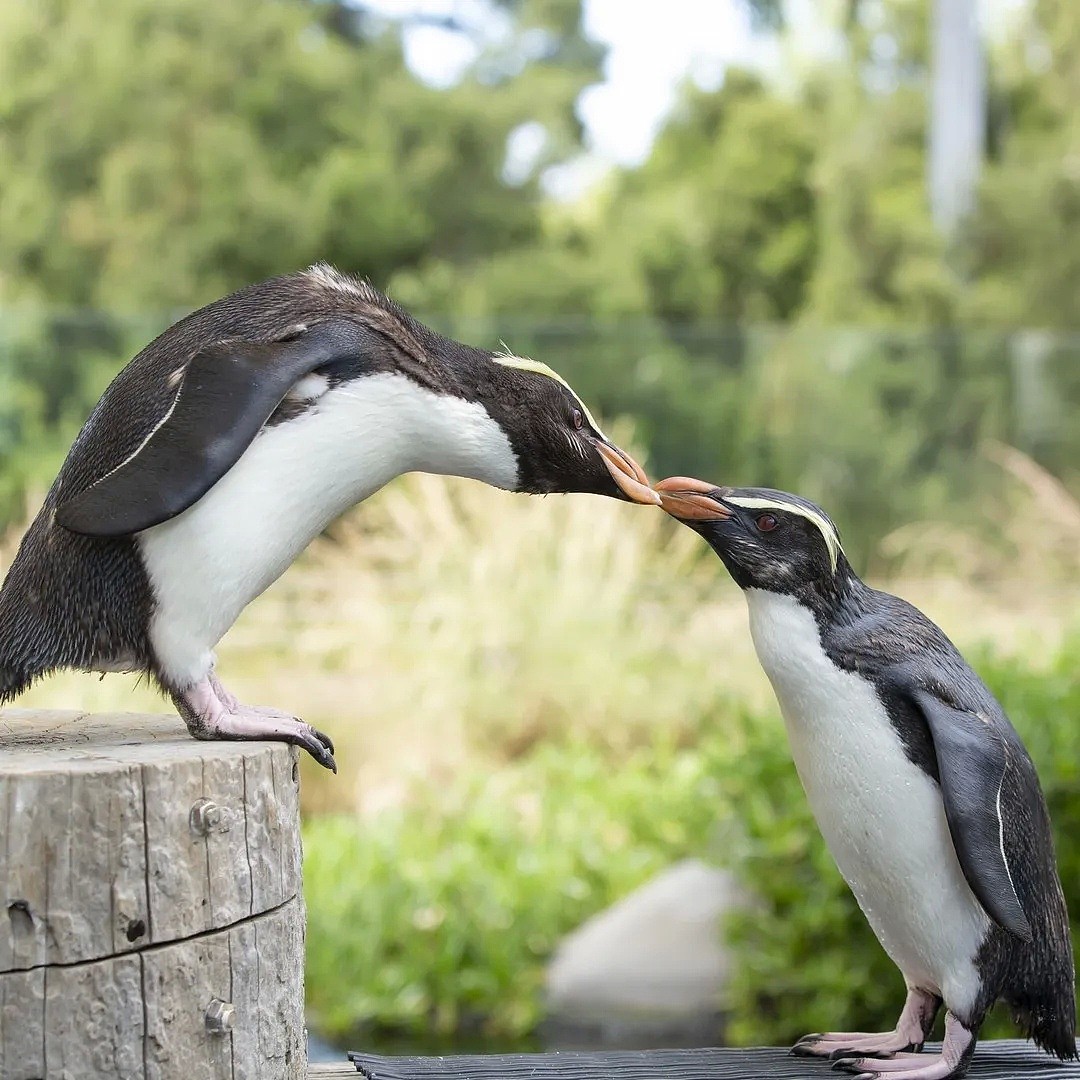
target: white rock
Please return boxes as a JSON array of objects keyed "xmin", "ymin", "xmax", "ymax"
[{"xmin": 545, "ymin": 859, "xmax": 739, "ymax": 1023}]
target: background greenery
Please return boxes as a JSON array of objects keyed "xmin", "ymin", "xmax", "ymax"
[{"xmin": 2, "ymin": 0, "xmax": 1079, "ymax": 1054}]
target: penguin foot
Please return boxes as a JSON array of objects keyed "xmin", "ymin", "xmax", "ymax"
[
  {"xmin": 794, "ymin": 988, "xmax": 941, "ymax": 1061},
  {"xmin": 833, "ymin": 1013, "xmax": 976, "ymax": 1080},
  {"xmin": 792, "ymin": 1032, "xmax": 918, "ymax": 1059},
  {"xmin": 174, "ymin": 678, "xmax": 337, "ymax": 772},
  {"xmin": 209, "ymin": 671, "xmax": 240, "ymax": 712}
]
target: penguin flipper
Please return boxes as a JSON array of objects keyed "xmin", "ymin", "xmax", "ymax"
[
  {"xmin": 56, "ymin": 318, "xmax": 373, "ymax": 537},
  {"xmin": 908, "ymin": 686, "xmax": 1033, "ymax": 942}
]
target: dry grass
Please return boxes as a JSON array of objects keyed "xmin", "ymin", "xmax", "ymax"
[{"xmin": 4, "ymin": 442, "xmax": 1077, "ymax": 815}]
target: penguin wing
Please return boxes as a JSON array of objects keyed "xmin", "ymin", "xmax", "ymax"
[
  {"xmin": 908, "ymin": 686, "xmax": 1033, "ymax": 942},
  {"xmin": 56, "ymin": 317, "xmax": 375, "ymax": 537}
]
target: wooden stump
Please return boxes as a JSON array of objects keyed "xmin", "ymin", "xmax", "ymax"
[{"xmin": 0, "ymin": 710, "xmax": 307, "ymax": 1080}]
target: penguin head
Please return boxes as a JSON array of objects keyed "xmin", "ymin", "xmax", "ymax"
[
  {"xmin": 480, "ymin": 353, "xmax": 659, "ymax": 505},
  {"xmin": 655, "ymin": 477, "xmax": 847, "ymax": 593}
]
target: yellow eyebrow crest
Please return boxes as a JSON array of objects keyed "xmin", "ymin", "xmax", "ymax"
[
  {"xmin": 725, "ymin": 495, "xmax": 844, "ymax": 572},
  {"xmin": 492, "ymin": 354, "xmax": 605, "ymax": 439}
]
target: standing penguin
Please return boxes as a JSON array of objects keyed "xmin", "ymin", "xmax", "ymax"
[
  {"xmin": 656, "ymin": 476, "xmax": 1075, "ymax": 1080},
  {"xmin": 0, "ymin": 265, "xmax": 658, "ymax": 772}
]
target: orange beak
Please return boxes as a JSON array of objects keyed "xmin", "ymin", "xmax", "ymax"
[
  {"xmin": 654, "ymin": 476, "xmax": 732, "ymax": 521},
  {"xmin": 594, "ymin": 441, "xmax": 661, "ymax": 505}
]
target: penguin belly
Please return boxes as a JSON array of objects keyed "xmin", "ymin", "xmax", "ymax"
[
  {"xmin": 743, "ymin": 589, "xmax": 992, "ymax": 1016},
  {"xmin": 137, "ymin": 372, "xmax": 518, "ymax": 688}
]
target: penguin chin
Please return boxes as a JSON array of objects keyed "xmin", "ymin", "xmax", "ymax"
[{"xmin": 519, "ymin": 439, "xmax": 658, "ymax": 504}]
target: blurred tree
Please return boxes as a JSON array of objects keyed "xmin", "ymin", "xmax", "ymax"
[
  {"xmin": 964, "ymin": 0, "xmax": 1080, "ymax": 328},
  {"xmin": 798, "ymin": 0, "xmax": 958, "ymax": 324},
  {"xmin": 0, "ymin": 0, "xmax": 602, "ymax": 309},
  {"xmin": 399, "ymin": 70, "xmax": 819, "ymax": 326},
  {"xmin": 610, "ymin": 71, "xmax": 818, "ymax": 324}
]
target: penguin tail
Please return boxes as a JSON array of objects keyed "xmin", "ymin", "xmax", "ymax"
[
  {"xmin": 0, "ymin": 659, "xmax": 35, "ymax": 705},
  {"xmin": 0, "ymin": 627, "xmax": 33, "ymax": 704},
  {"xmin": 1021, "ymin": 1006, "xmax": 1078, "ymax": 1061},
  {"xmin": 1011, "ymin": 978, "xmax": 1078, "ymax": 1061},
  {"xmin": 0, "ymin": 579, "xmax": 44, "ymax": 705}
]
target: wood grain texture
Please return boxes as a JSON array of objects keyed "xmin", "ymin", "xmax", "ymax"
[{"xmin": 0, "ymin": 710, "xmax": 307, "ymax": 1080}]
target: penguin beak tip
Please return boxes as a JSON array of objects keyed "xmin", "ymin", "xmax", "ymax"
[
  {"xmin": 594, "ymin": 440, "xmax": 661, "ymax": 506},
  {"xmin": 654, "ymin": 476, "xmax": 732, "ymax": 521}
]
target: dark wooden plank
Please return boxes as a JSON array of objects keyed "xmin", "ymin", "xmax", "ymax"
[{"xmin": 347, "ymin": 1041, "xmax": 1079, "ymax": 1080}]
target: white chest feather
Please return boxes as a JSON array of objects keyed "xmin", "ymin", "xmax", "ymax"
[
  {"xmin": 743, "ymin": 589, "xmax": 990, "ymax": 1010},
  {"xmin": 138, "ymin": 373, "xmax": 519, "ymax": 685}
]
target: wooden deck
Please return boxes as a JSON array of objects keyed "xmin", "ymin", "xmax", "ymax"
[{"xmin": 339, "ymin": 1042, "xmax": 1080, "ymax": 1080}]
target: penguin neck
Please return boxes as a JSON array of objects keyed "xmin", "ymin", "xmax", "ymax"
[
  {"xmin": 742, "ymin": 572, "xmax": 867, "ymax": 694},
  {"xmin": 391, "ymin": 378, "xmax": 522, "ymax": 490},
  {"xmin": 744, "ymin": 559, "xmax": 865, "ymax": 636},
  {"xmin": 321, "ymin": 372, "xmax": 521, "ymax": 492}
]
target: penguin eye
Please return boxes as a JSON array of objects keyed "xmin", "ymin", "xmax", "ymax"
[
  {"xmin": 756, "ymin": 513, "xmax": 779, "ymax": 533},
  {"xmin": 570, "ymin": 408, "xmax": 584, "ymax": 431}
]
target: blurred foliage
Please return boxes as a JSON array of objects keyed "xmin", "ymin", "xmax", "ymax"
[
  {"xmin": 305, "ymin": 728, "xmax": 733, "ymax": 1042},
  {"xmin": 303, "ymin": 633, "xmax": 1080, "ymax": 1045},
  {"xmin": 0, "ymin": 0, "xmax": 600, "ymax": 309}
]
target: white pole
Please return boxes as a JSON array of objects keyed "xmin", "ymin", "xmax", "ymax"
[{"xmin": 928, "ymin": 0, "xmax": 986, "ymax": 236}]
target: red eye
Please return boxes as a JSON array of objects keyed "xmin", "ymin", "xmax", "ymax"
[
  {"xmin": 571, "ymin": 408, "xmax": 584, "ymax": 430},
  {"xmin": 756, "ymin": 513, "xmax": 778, "ymax": 532}
]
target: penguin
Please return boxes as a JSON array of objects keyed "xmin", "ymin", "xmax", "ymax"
[
  {"xmin": 655, "ymin": 476, "xmax": 1076, "ymax": 1080},
  {"xmin": 0, "ymin": 265, "xmax": 659, "ymax": 773}
]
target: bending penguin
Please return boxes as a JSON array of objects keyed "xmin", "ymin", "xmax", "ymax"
[
  {"xmin": 656, "ymin": 476, "xmax": 1075, "ymax": 1080},
  {"xmin": 0, "ymin": 265, "xmax": 659, "ymax": 772}
]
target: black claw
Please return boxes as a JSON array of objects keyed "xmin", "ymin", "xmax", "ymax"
[
  {"xmin": 285, "ymin": 728, "xmax": 336, "ymax": 773},
  {"xmin": 832, "ymin": 1058, "xmax": 864, "ymax": 1073},
  {"xmin": 308, "ymin": 741, "xmax": 338, "ymax": 773},
  {"xmin": 311, "ymin": 727, "xmax": 335, "ymax": 755},
  {"xmin": 297, "ymin": 724, "xmax": 337, "ymax": 770},
  {"xmin": 791, "ymin": 1044, "xmax": 822, "ymax": 1058}
]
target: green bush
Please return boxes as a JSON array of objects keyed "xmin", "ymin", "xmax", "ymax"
[
  {"xmin": 304, "ymin": 634, "xmax": 1080, "ymax": 1048},
  {"xmin": 304, "ymin": 718, "xmax": 736, "ymax": 1043}
]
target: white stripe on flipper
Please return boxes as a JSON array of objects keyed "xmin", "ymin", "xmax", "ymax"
[
  {"xmin": 725, "ymin": 494, "xmax": 844, "ymax": 571},
  {"xmin": 77, "ymin": 383, "xmax": 184, "ymax": 500},
  {"xmin": 996, "ymin": 765, "xmax": 1020, "ymax": 916},
  {"xmin": 492, "ymin": 354, "xmax": 606, "ymax": 439}
]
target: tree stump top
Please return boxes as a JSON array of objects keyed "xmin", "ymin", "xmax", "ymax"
[{"xmin": 0, "ymin": 708, "xmax": 287, "ymax": 770}]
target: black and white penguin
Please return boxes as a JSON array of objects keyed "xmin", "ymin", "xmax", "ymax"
[
  {"xmin": 656, "ymin": 476, "xmax": 1076, "ymax": 1080},
  {"xmin": 0, "ymin": 265, "xmax": 658, "ymax": 772}
]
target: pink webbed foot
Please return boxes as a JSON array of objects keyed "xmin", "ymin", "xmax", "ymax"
[
  {"xmin": 174, "ymin": 676, "xmax": 336, "ymax": 772},
  {"xmin": 833, "ymin": 1013, "xmax": 976, "ymax": 1080},
  {"xmin": 793, "ymin": 988, "xmax": 941, "ymax": 1060}
]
